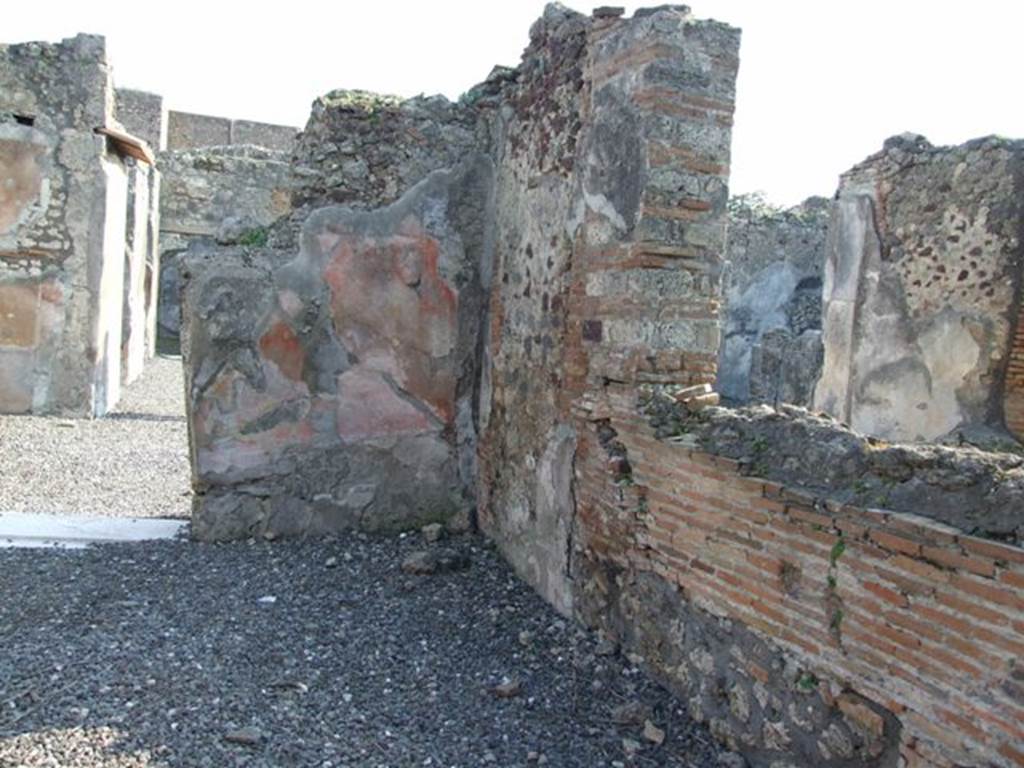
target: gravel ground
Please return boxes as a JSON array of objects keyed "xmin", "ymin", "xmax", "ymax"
[
  {"xmin": 0, "ymin": 534, "xmax": 729, "ymax": 768},
  {"xmin": 0, "ymin": 356, "xmax": 190, "ymax": 519}
]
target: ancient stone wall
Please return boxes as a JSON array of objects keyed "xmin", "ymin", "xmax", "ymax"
[
  {"xmin": 719, "ymin": 195, "xmax": 828, "ymax": 406},
  {"xmin": 474, "ymin": 3, "xmax": 591, "ymax": 614},
  {"xmin": 0, "ymin": 34, "xmax": 141, "ymax": 415},
  {"xmin": 471, "ymin": 10, "xmax": 1022, "ymax": 768},
  {"xmin": 172, "ymin": 5, "xmax": 1024, "ymax": 766},
  {"xmin": 290, "ymin": 91, "xmax": 478, "ymax": 214},
  {"xmin": 166, "ymin": 110, "xmax": 296, "ymax": 153},
  {"xmin": 156, "ymin": 111, "xmax": 299, "ymax": 340},
  {"xmin": 115, "ymin": 88, "xmax": 167, "ymax": 151},
  {"xmin": 156, "ymin": 146, "xmax": 295, "ymax": 339},
  {"xmin": 115, "ymin": 89, "xmax": 163, "ymax": 377},
  {"xmin": 646, "ymin": 399, "xmax": 1024, "ymax": 545},
  {"xmin": 477, "ymin": 4, "xmax": 738, "ymax": 615},
  {"xmin": 814, "ymin": 135, "xmax": 1024, "ymax": 443}
]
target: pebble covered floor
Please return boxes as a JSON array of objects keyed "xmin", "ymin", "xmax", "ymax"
[
  {"xmin": 0, "ymin": 356, "xmax": 191, "ymax": 519},
  {"xmin": 0, "ymin": 535, "xmax": 732, "ymax": 768}
]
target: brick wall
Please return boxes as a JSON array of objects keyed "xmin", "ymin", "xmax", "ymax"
[
  {"xmin": 479, "ymin": 9, "xmax": 1024, "ymax": 768},
  {"xmin": 573, "ymin": 387, "xmax": 1024, "ymax": 767},
  {"xmin": 1006, "ymin": 307, "xmax": 1024, "ymax": 440},
  {"xmin": 478, "ymin": 7, "xmax": 739, "ymax": 614}
]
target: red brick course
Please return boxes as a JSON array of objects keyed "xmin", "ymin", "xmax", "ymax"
[{"xmin": 575, "ymin": 390, "xmax": 1024, "ymax": 767}]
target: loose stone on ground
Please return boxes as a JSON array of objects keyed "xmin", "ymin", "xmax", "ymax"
[{"xmin": 0, "ymin": 534, "xmax": 729, "ymax": 768}]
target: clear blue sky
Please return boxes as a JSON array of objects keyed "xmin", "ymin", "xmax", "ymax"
[{"xmin": 6, "ymin": 1, "xmax": 1023, "ymax": 205}]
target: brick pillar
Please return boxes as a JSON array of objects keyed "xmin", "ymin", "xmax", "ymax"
[
  {"xmin": 567, "ymin": 12, "xmax": 737, "ymax": 398},
  {"xmin": 566, "ymin": 10, "xmax": 739, "ymax": 566}
]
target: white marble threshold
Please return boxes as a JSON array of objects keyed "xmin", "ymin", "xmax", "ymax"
[{"xmin": 0, "ymin": 511, "xmax": 188, "ymax": 549}]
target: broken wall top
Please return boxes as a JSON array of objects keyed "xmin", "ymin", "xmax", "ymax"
[{"xmin": 815, "ymin": 133, "xmax": 1024, "ymax": 442}]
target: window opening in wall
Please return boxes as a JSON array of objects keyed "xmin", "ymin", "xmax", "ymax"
[{"xmin": 13, "ymin": 114, "xmax": 35, "ymax": 126}]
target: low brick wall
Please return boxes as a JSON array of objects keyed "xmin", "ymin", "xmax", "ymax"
[{"xmin": 577, "ymin": 387, "xmax": 1024, "ymax": 767}]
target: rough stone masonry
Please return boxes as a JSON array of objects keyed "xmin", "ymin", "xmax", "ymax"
[
  {"xmin": 0, "ymin": 27, "xmax": 303, "ymax": 415},
  {"xmin": 718, "ymin": 194, "xmax": 829, "ymax": 408},
  {"xmin": 172, "ymin": 5, "xmax": 1022, "ymax": 767},
  {"xmin": 0, "ymin": 34, "xmax": 158, "ymax": 415},
  {"xmin": 814, "ymin": 134, "xmax": 1024, "ymax": 444},
  {"xmin": 156, "ymin": 114, "xmax": 298, "ymax": 342}
]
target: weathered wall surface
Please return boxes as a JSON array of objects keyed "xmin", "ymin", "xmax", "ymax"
[
  {"xmin": 474, "ymin": 3, "xmax": 590, "ymax": 616},
  {"xmin": 478, "ymin": 0, "xmax": 738, "ymax": 623},
  {"xmin": 719, "ymin": 195, "xmax": 828, "ymax": 406},
  {"xmin": 814, "ymin": 135, "xmax": 1024, "ymax": 443},
  {"xmin": 159, "ymin": 146, "xmax": 293, "ymax": 238},
  {"xmin": 180, "ymin": 158, "xmax": 493, "ymax": 540},
  {"xmin": 468, "ymin": 9, "xmax": 1023, "ymax": 768},
  {"xmin": 577, "ymin": 388, "xmax": 1024, "ymax": 768},
  {"xmin": 156, "ymin": 146, "xmax": 295, "ymax": 339},
  {"xmin": 291, "ymin": 91, "xmax": 478, "ymax": 214},
  {"xmin": 0, "ymin": 34, "xmax": 133, "ymax": 416},
  {"xmin": 647, "ymin": 399, "xmax": 1024, "ymax": 546},
  {"xmin": 157, "ymin": 111, "xmax": 299, "ymax": 340},
  {"xmin": 166, "ymin": 110, "xmax": 296, "ymax": 153},
  {"xmin": 114, "ymin": 89, "xmax": 163, "ymax": 366},
  {"xmin": 115, "ymin": 88, "xmax": 166, "ymax": 151},
  {"xmin": 170, "ymin": 5, "xmax": 1023, "ymax": 766},
  {"xmin": 120, "ymin": 161, "xmax": 160, "ymax": 383}
]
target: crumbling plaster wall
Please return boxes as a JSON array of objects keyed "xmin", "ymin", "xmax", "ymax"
[
  {"xmin": 719, "ymin": 195, "xmax": 829, "ymax": 407},
  {"xmin": 814, "ymin": 134, "xmax": 1024, "ymax": 444},
  {"xmin": 181, "ymin": 158, "xmax": 493, "ymax": 540},
  {"xmin": 0, "ymin": 34, "xmax": 132, "ymax": 416}
]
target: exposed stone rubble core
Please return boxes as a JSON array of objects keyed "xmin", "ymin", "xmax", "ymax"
[
  {"xmin": 174, "ymin": 5, "xmax": 1024, "ymax": 767},
  {"xmin": 291, "ymin": 90, "xmax": 478, "ymax": 214},
  {"xmin": 719, "ymin": 194, "xmax": 829, "ymax": 406},
  {"xmin": 0, "ymin": 34, "xmax": 157, "ymax": 416},
  {"xmin": 646, "ymin": 393, "xmax": 1024, "ymax": 545},
  {"xmin": 814, "ymin": 134, "xmax": 1024, "ymax": 444}
]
